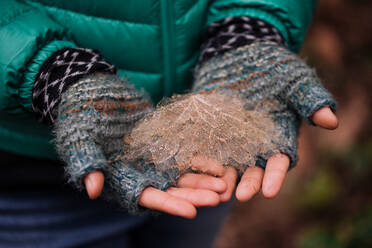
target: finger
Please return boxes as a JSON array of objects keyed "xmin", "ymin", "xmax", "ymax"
[
  {"xmin": 139, "ymin": 187, "xmax": 197, "ymax": 219},
  {"xmin": 84, "ymin": 170, "xmax": 105, "ymax": 199},
  {"xmin": 235, "ymin": 166, "xmax": 264, "ymax": 202},
  {"xmin": 177, "ymin": 173, "xmax": 227, "ymax": 193},
  {"xmin": 190, "ymin": 155, "xmax": 226, "ymax": 176},
  {"xmin": 312, "ymin": 106, "xmax": 339, "ymax": 130},
  {"xmin": 262, "ymin": 154, "xmax": 290, "ymax": 199},
  {"xmin": 219, "ymin": 167, "xmax": 238, "ymax": 202},
  {"xmin": 166, "ymin": 187, "xmax": 220, "ymax": 207}
]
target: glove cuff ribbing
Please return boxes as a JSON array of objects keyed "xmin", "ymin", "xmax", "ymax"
[
  {"xmin": 32, "ymin": 48, "xmax": 117, "ymax": 124},
  {"xmin": 199, "ymin": 16, "xmax": 287, "ymax": 64}
]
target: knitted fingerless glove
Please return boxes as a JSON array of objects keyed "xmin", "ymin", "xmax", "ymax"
[
  {"xmin": 32, "ymin": 48, "xmax": 179, "ymax": 213},
  {"xmin": 193, "ymin": 17, "xmax": 337, "ymax": 169},
  {"xmin": 55, "ymin": 74, "xmax": 179, "ymax": 213}
]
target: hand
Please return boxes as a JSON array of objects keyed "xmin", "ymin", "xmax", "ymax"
[
  {"xmin": 235, "ymin": 106, "xmax": 338, "ymax": 201},
  {"xmin": 139, "ymin": 155, "xmax": 230, "ymax": 218},
  {"xmin": 193, "ymin": 41, "xmax": 339, "ymax": 201},
  {"xmin": 181, "ymin": 107, "xmax": 338, "ymax": 203},
  {"xmin": 55, "ymin": 73, "xmax": 229, "ymax": 217},
  {"xmin": 84, "ymin": 164, "xmax": 228, "ymax": 219}
]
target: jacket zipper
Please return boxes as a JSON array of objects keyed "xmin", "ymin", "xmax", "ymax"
[{"xmin": 160, "ymin": 0, "xmax": 176, "ymax": 97}]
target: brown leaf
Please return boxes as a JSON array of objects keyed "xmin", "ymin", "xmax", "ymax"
[{"xmin": 124, "ymin": 92, "xmax": 282, "ymax": 173}]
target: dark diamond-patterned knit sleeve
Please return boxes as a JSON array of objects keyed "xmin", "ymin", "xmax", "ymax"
[
  {"xmin": 198, "ymin": 16, "xmax": 287, "ymax": 64},
  {"xmin": 32, "ymin": 48, "xmax": 117, "ymax": 124}
]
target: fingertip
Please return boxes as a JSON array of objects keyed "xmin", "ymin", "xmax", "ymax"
[
  {"xmin": 178, "ymin": 199, "xmax": 197, "ymax": 219},
  {"xmin": 262, "ymin": 186, "xmax": 279, "ymax": 199},
  {"xmin": 219, "ymin": 167, "xmax": 238, "ymax": 202},
  {"xmin": 236, "ymin": 166, "xmax": 264, "ymax": 202},
  {"xmin": 84, "ymin": 171, "xmax": 104, "ymax": 200},
  {"xmin": 219, "ymin": 192, "xmax": 231, "ymax": 203},
  {"xmin": 235, "ymin": 190, "xmax": 244, "ymax": 202},
  {"xmin": 235, "ymin": 181, "xmax": 260, "ymax": 202},
  {"xmin": 216, "ymin": 179, "xmax": 228, "ymax": 192},
  {"xmin": 235, "ymin": 183, "xmax": 252, "ymax": 202},
  {"xmin": 170, "ymin": 199, "xmax": 198, "ymax": 219},
  {"xmin": 141, "ymin": 187, "xmax": 199, "ymax": 219},
  {"xmin": 262, "ymin": 154, "xmax": 289, "ymax": 199},
  {"xmin": 220, "ymin": 186, "xmax": 235, "ymax": 203},
  {"xmin": 208, "ymin": 192, "xmax": 221, "ymax": 206},
  {"xmin": 186, "ymin": 207, "xmax": 198, "ymax": 219},
  {"xmin": 312, "ymin": 107, "xmax": 339, "ymax": 130}
]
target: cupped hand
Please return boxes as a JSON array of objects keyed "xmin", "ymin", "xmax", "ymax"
[
  {"xmin": 85, "ymin": 106, "xmax": 338, "ymax": 214},
  {"xmin": 235, "ymin": 106, "xmax": 338, "ymax": 201},
  {"xmin": 84, "ymin": 160, "xmax": 228, "ymax": 219}
]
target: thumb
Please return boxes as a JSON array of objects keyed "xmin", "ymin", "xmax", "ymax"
[
  {"xmin": 84, "ymin": 171, "xmax": 105, "ymax": 199},
  {"xmin": 311, "ymin": 106, "xmax": 339, "ymax": 130}
]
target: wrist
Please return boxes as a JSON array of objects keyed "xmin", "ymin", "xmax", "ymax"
[
  {"xmin": 199, "ymin": 16, "xmax": 287, "ymax": 65},
  {"xmin": 32, "ymin": 47, "xmax": 117, "ymax": 124}
]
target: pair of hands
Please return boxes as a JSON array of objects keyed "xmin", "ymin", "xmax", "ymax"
[
  {"xmin": 55, "ymin": 42, "xmax": 338, "ymax": 218},
  {"xmin": 84, "ymin": 106, "xmax": 338, "ymax": 218}
]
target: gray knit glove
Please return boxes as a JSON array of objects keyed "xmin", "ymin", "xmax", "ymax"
[
  {"xmin": 193, "ymin": 41, "xmax": 337, "ymax": 169},
  {"xmin": 54, "ymin": 74, "xmax": 179, "ymax": 213}
]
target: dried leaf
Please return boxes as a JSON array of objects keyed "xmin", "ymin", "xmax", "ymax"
[{"xmin": 123, "ymin": 91, "xmax": 282, "ymax": 173}]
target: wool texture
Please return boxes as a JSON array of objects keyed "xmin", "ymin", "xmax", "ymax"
[
  {"xmin": 193, "ymin": 41, "xmax": 337, "ymax": 169},
  {"xmin": 54, "ymin": 74, "xmax": 179, "ymax": 213},
  {"xmin": 102, "ymin": 160, "xmax": 178, "ymax": 214}
]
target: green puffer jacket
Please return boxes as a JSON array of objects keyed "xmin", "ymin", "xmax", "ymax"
[{"xmin": 0, "ymin": 0, "xmax": 317, "ymax": 159}]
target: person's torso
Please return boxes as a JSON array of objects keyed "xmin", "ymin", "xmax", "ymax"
[
  {"xmin": 1, "ymin": 0, "xmax": 211, "ymax": 159},
  {"xmin": 1, "ymin": 0, "xmax": 316, "ymax": 159},
  {"xmin": 26, "ymin": 0, "xmax": 211, "ymax": 102}
]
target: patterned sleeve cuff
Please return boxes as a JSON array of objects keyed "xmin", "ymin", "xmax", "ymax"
[
  {"xmin": 32, "ymin": 48, "xmax": 117, "ymax": 124},
  {"xmin": 198, "ymin": 16, "xmax": 287, "ymax": 64}
]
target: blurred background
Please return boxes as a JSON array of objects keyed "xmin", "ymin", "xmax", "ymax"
[{"xmin": 214, "ymin": 0, "xmax": 372, "ymax": 247}]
